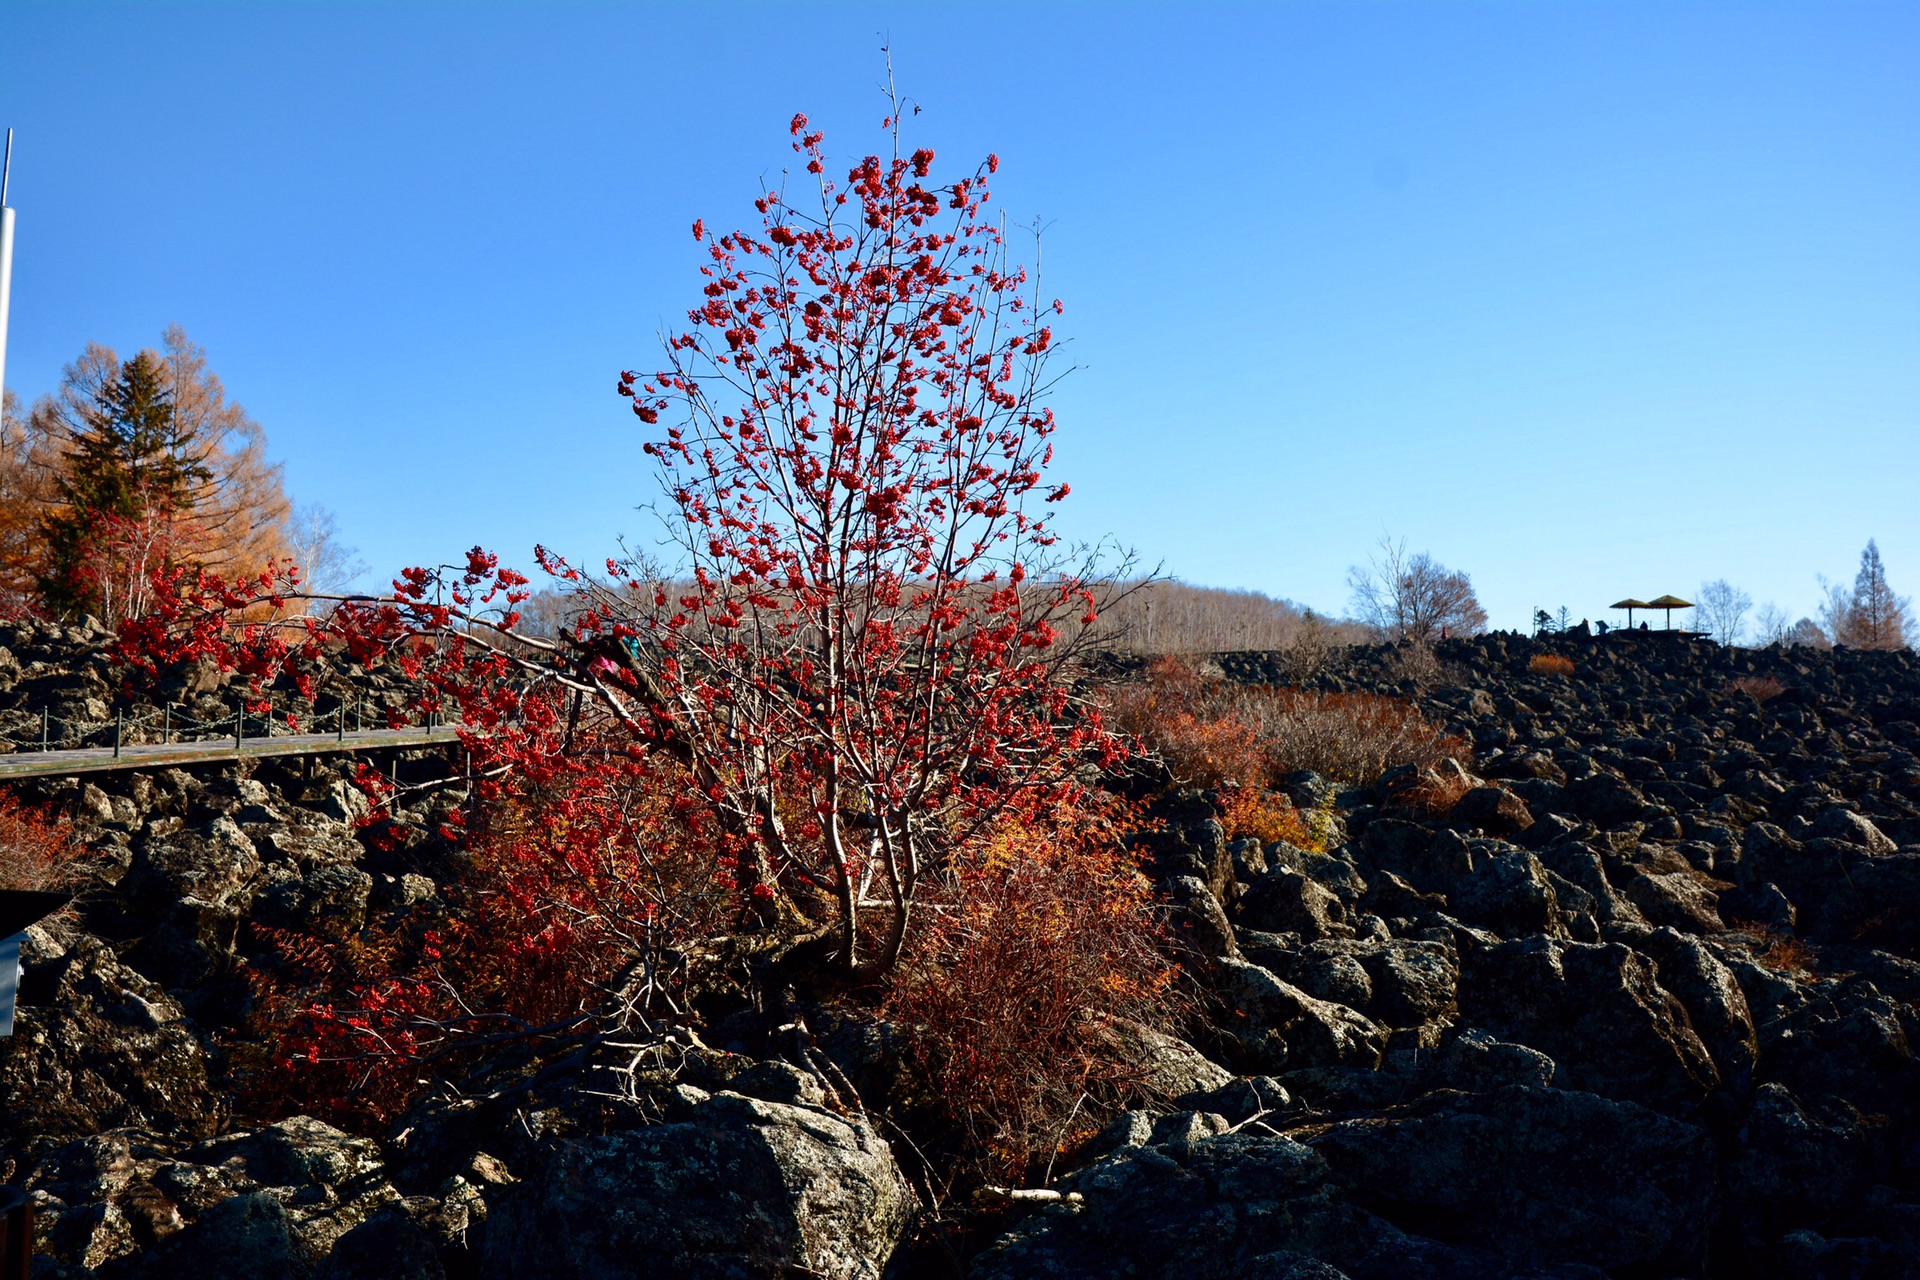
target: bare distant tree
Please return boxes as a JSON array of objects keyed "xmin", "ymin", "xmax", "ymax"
[
  {"xmin": 1820, "ymin": 541, "xmax": 1912, "ymax": 650},
  {"xmin": 1347, "ymin": 536, "xmax": 1488, "ymax": 644},
  {"xmin": 1752, "ymin": 602, "xmax": 1792, "ymax": 646},
  {"xmin": 1695, "ymin": 579, "xmax": 1752, "ymax": 645},
  {"xmin": 283, "ymin": 503, "xmax": 368, "ymax": 596},
  {"xmin": 1279, "ymin": 608, "xmax": 1341, "ymax": 682}
]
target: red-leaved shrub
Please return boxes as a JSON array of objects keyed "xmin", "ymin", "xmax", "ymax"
[{"xmin": 0, "ymin": 792, "xmax": 86, "ymax": 895}]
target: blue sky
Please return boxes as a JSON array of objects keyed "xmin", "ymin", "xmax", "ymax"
[{"xmin": 2, "ymin": 2, "xmax": 1915, "ymax": 633}]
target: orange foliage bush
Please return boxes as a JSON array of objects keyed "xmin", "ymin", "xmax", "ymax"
[
  {"xmin": 1528, "ymin": 654, "xmax": 1575, "ymax": 677},
  {"xmin": 1215, "ymin": 786, "xmax": 1322, "ymax": 850},
  {"xmin": 883, "ymin": 794, "xmax": 1181, "ymax": 1181},
  {"xmin": 1104, "ymin": 658, "xmax": 1264, "ymax": 788},
  {"xmin": 1108, "ymin": 657, "xmax": 1469, "ymax": 788}
]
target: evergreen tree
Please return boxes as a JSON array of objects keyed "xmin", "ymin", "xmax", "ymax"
[{"xmin": 39, "ymin": 351, "xmax": 212, "ymax": 617}]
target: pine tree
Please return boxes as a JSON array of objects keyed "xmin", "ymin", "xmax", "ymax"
[{"xmin": 39, "ymin": 351, "xmax": 212, "ymax": 617}]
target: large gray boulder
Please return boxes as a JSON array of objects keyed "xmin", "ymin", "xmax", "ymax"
[
  {"xmin": 972, "ymin": 1121, "xmax": 1574, "ymax": 1280},
  {"xmin": 1309, "ymin": 1085, "xmax": 1714, "ymax": 1274},
  {"xmin": 483, "ymin": 1090, "xmax": 914, "ymax": 1279},
  {"xmin": 1211, "ymin": 956, "xmax": 1386, "ymax": 1074},
  {"xmin": 1458, "ymin": 936, "xmax": 1719, "ymax": 1112}
]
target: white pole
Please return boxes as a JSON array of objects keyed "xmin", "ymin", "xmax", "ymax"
[{"xmin": 0, "ymin": 129, "xmax": 14, "ymax": 413}]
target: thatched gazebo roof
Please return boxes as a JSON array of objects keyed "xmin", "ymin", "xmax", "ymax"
[
  {"xmin": 1611, "ymin": 598, "xmax": 1653, "ymax": 628},
  {"xmin": 1646, "ymin": 595, "xmax": 1693, "ymax": 630}
]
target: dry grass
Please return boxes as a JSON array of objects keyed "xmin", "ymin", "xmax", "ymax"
[{"xmin": 1528, "ymin": 654, "xmax": 1575, "ymax": 677}]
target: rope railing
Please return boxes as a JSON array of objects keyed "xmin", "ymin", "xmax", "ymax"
[{"xmin": 0, "ymin": 692, "xmax": 459, "ymax": 757}]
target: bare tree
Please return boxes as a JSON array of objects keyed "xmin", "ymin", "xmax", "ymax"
[
  {"xmin": 1752, "ymin": 602, "xmax": 1792, "ymax": 646},
  {"xmin": 283, "ymin": 503, "xmax": 368, "ymax": 596},
  {"xmin": 1695, "ymin": 579, "xmax": 1752, "ymax": 645},
  {"xmin": 1347, "ymin": 536, "xmax": 1488, "ymax": 644}
]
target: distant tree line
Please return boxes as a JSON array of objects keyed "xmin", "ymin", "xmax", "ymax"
[
  {"xmin": 1692, "ymin": 540, "xmax": 1911, "ymax": 650},
  {"xmin": 1086, "ymin": 580, "xmax": 1367, "ymax": 655}
]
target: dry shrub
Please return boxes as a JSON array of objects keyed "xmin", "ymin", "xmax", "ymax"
[
  {"xmin": 1758, "ymin": 933, "xmax": 1817, "ymax": 977},
  {"xmin": 0, "ymin": 791, "xmax": 86, "ymax": 894},
  {"xmin": 1104, "ymin": 658, "xmax": 1264, "ymax": 788},
  {"xmin": 1734, "ymin": 926, "xmax": 1817, "ymax": 978},
  {"xmin": 1397, "ymin": 764, "xmax": 1477, "ymax": 816},
  {"xmin": 1108, "ymin": 657, "xmax": 1468, "ymax": 789},
  {"xmin": 883, "ymin": 795, "xmax": 1181, "ymax": 1183},
  {"xmin": 1241, "ymin": 687, "xmax": 1469, "ymax": 785},
  {"xmin": 1731, "ymin": 674, "xmax": 1786, "ymax": 704},
  {"xmin": 1528, "ymin": 654, "xmax": 1575, "ymax": 677}
]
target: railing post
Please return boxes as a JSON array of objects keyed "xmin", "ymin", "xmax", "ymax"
[
  {"xmin": 39, "ymin": 708, "xmax": 47, "ymax": 753},
  {"xmin": 163, "ymin": 703, "xmax": 170, "ymax": 745},
  {"xmin": 338, "ymin": 703, "xmax": 345, "ymax": 742},
  {"xmin": 114, "ymin": 711, "xmax": 121, "ymax": 759},
  {"xmin": 235, "ymin": 710, "xmax": 243, "ymax": 750}
]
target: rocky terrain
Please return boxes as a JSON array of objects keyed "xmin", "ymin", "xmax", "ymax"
[{"xmin": 3, "ymin": 621, "xmax": 1919, "ymax": 1278}]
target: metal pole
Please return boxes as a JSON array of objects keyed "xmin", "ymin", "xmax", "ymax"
[
  {"xmin": 162, "ymin": 703, "xmax": 170, "ymax": 744},
  {"xmin": 39, "ymin": 708, "xmax": 46, "ymax": 753},
  {"xmin": 234, "ymin": 710, "xmax": 242, "ymax": 750},
  {"xmin": 338, "ymin": 702, "xmax": 345, "ymax": 742},
  {"xmin": 0, "ymin": 129, "xmax": 15, "ymax": 415},
  {"xmin": 114, "ymin": 711, "xmax": 121, "ymax": 758}
]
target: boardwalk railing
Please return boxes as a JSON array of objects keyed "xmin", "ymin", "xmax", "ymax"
[
  {"xmin": 0, "ymin": 695, "xmax": 466, "ymax": 780},
  {"xmin": 0, "ymin": 724, "xmax": 465, "ymax": 781}
]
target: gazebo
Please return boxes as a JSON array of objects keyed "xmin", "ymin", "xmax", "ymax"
[
  {"xmin": 1611, "ymin": 598, "xmax": 1652, "ymax": 628},
  {"xmin": 1646, "ymin": 594, "xmax": 1693, "ymax": 630}
]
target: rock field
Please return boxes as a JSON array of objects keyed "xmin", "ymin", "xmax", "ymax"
[{"xmin": 3, "ymin": 620, "xmax": 1918, "ymax": 1278}]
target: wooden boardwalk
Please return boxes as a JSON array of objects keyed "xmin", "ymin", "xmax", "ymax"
[{"xmin": 0, "ymin": 725, "xmax": 465, "ymax": 780}]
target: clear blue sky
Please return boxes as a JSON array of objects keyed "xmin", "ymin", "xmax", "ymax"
[{"xmin": 3, "ymin": 2, "xmax": 1916, "ymax": 633}]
